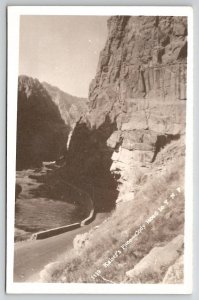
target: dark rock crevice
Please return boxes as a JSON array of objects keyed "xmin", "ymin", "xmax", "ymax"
[
  {"xmin": 151, "ymin": 133, "xmax": 181, "ymax": 163},
  {"xmin": 59, "ymin": 116, "xmax": 119, "ymax": 212}
]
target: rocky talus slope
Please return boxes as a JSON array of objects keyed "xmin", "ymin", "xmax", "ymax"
[{"xmin": 41, "ymin": 16, "xmax": 187, "ymax": 283}]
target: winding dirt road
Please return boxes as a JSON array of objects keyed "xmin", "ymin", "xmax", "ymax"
[{"xmin": 14, "ymin": 212, "xmax": 108, "ymax": 282}]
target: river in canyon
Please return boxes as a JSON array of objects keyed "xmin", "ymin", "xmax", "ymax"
[{"xmin": 15, "ymin": 164, "xmax": 87, "ymax": 242}]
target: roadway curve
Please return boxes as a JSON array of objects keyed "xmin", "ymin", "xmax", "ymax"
[
  {"xmin": 14, "ymin": 212, "xmax": 109, "ymax": 282},
  {"xmin": 15, "ymin": 163, "xmax": 107, "ymax": 282}
]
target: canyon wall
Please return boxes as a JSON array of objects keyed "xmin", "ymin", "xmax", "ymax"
[
  {"xmin": 17, "ymin": 76, "xmax": 69, "ymax": 169},
  {"xmin": 65, "ymin": 16, "xmax": 187, "ymax": 208},
  {"xmin": 42, "ymin": 82, "xmax": 87, "ymax": 129},
  {"xmin": 17, "ymin": 76, "xmax": 88, "ymax": 170}
]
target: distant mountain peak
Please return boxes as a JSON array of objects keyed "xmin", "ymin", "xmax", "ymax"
[{"xmin": 42, "ymin": 81, "xmax": 88, "ymax": 128}]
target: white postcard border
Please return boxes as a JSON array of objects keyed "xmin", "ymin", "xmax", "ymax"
[{"xmin": 7, "ymin": 6, "xmax": 193, "ymax": 294}]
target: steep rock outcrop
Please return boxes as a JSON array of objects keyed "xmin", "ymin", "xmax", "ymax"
[
  {"xmin": 89, "ymin": 16, "xmax": 187, "ymax": 112},
  {"xmin": 125, "ymin": 234, "xmax": 184, "ymax": 283},
  {"xmin": 64, "ymin": 16, "xmax": 187, "ymax": 207},
  {"xmin": 17, "ymin": 76, "xmax": 69, "ymax": 170}
]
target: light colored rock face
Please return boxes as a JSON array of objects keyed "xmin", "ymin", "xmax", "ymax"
[
  {"xmin": 163, "ymin": 255, "xmax": 184, "ymax": 284},
  {"xmin": 87, "ymin": 16, "xmax": 187, "ymax": 204},
  {"xmin": 73, "ymin": 232, "xmax": 91, "ymax": 253},
  {"xmin": 126, "ymin": 235, "xmax": 184, "ymax": 283},
  {"xmin": 39, "ymin": 261, "xmax": 62, "ymax": 283}
]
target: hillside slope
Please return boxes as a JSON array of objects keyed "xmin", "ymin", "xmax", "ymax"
[{"xmin": 41, "ymin": 149, "xmax": 185, "ymax": 283}]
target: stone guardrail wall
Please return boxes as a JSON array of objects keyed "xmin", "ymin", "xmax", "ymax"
[
  {"xmin": 31, "ymin": 181, "xmax": 95, "ymax": 240},
  {"xmin": 31, "ymin": 223, "xmax": 80, "ymax": 240},
  {"xmin": 80, "ymin": 208, "xmax": 95, "ymax": 226}
]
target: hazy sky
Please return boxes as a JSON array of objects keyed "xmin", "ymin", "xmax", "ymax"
[{"xmin": 19, "ymin": 16, "xmax": 108, "ymax": 97}]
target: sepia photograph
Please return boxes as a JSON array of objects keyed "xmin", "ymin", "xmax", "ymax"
[{"xmin": 6, "ymin": 6, "xmax": 193, "ymax": 294}]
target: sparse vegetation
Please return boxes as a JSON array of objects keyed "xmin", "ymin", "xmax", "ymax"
[{"xmin": 41, "ymin": 155, "xmax": 184, "ymax": 283}]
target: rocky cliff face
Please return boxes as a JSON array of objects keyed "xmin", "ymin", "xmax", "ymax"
[
  {"xmin": 65, "ymin": 16, "xmax": 187, "ymax": 208},
  {"xmin": 42, "ymin": 82, "xmax": 87, "ymax": 129},
  {"xmin": 89, "ymin": 16, "xmax": 187, "ymax": 111},
  {"xmin": 17, "ymin": 76, "xmax": 69, "ymax": 170}
]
